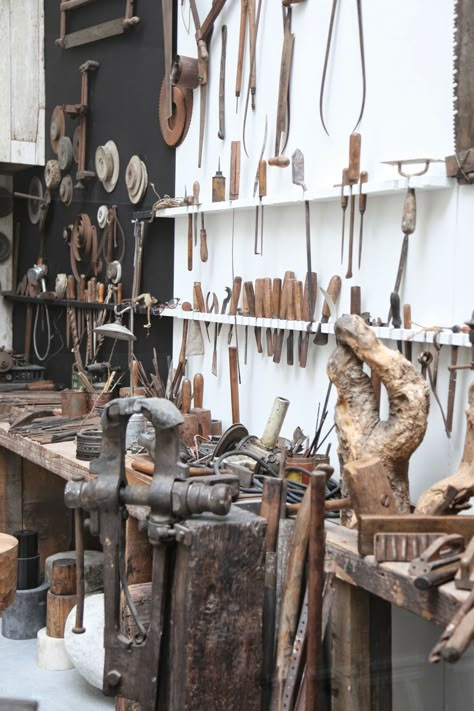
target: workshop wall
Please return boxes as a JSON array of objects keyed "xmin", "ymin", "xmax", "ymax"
[
  {"xmin": 11, "ymin": 0, "xmax": 175, "ymax": 386},
  {"xmin": 169, "ymin": 0, "xmax": 474, "ymax": 708}
]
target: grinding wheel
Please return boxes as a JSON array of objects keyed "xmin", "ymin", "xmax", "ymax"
[
  {"xmin": 159, "ymin": 78, "xmax": 193, "ymax": 147},
  {"xmin": 125, "ymin": 156, "xmax": 148, "ymax": 204},
  {"xmin": 0, "ymin": 233, "xmax": 11, "ymax": 263},
  {"xmin": 27, "ymin": 177, "xmax": 44, "ymax": 225},
  {"xmin": 0, "ymin": 187, "xmax": 13, "ymax": 218},
  {"xmin": 44, "ymin": 160, "xmax": 61, "ymax": 190},
  {"xmin": 50, "ymin": 106, "xmax": 65, "ymax": 155},
  {"xmin": 59, "ymin": 175, "xmax": 73, "ymax": 207},
  {"xmin": 213, "ymin": 424, "xmax": 249, "ymax": 458},
  {"xmin": 58, "ymin": 136, "xmax": 74, "ymax": 171}
]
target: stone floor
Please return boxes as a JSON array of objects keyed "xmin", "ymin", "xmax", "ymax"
[{"xmin": 0, "ymin": 631, "xmax": 114, "ymax": 711}]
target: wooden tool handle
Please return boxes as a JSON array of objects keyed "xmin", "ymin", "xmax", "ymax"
[
  {"xmin": 235, "ymin": 0, "xmax": 248, "ymax": 98},
  {"xmin": 295, "ymin": 281, "xmax": 303, "ymax": 320},
  {"xmin": 230, "ymin": 141, "xmax": 241, "ymax": 200},
  {"xmin": 286, "ymin": 278, "xmax": 296, "ymax": 321},
  {"xmin": 341, "ymin": 168, "xmax": 349, "ymax": 208},
  {"xmin": 280, "ymin": 270, "xmax": 295, "ymax": 319},
  {"xmin": 229, "ymin": 346, "xmax": 240, "ymax": 423},
  {"xmin": 272, "ymin": 278, "xmax": 282, "ymax": 318},
  {"xmin": 259, "ymin": 160, "xmax": 267, "ymax": 198},
  {"xmin": 348, "ymin": 132, "xmax": 361, "ymax": 184},
  {"xmin": 116, "ymin": 283, "xmax": 122, "ymax": 304},
  {"xmin": 402, "ymin": 187, "xmax": 416, "ymax": 236},
  {"xmin": 187, "ymin": 214, "xmax": 193, "ymax": 271},
  {"xmin": 403, "ymin": 303, "xmax": 412, "ymax": 329},
  {"xmin": 359, "ymin": 171, "xmax": 368, "ymax": 212},
  {"xmin": 229, "ymin": 276, "xmax": 242, "ymax": 315},
  {"xmin": 193, "ymin": 282, "xmax": 206, "ymax": 313},
  {"xmin": 303, "ymin": 272, "xmax": 317, "ymax": 321},
  {"xmin": 242, "ymin": 283, "xmax": 249, "ymax": 316},
  {"xmin": 255, "ymin": 278, "xmax": 264, "ymax": 318},
  {"xmin": 97, "ymin": 282, "xmax": 105, "ymax": 303},
  {"xmin": 414, "ymin": 561, "xmax": 460, "ymax": 590},
  {"xmin": 441, "ymin": 607, "xmax": 474, "ymax": 663},
  {"xmin": 244, "ymin": 281, "xmax": 256, "ymax": 317},
  {"xmin": 350, "ymin": 286, "xmax": 361, "ymax": 315},
  {"xmin": 322, "ymin": 275, "xmax": 341, "ymax": 318},
  {"xmin": 182, "ymin": 378, "xmax": 192, "ymax": 414},
  {"xmin": 193, "ymin": 373, "xmax": 204, "ymax": 408},
  {"xmin": 390, "ymin": 292, "xmax": 402, "ymax": 328},
  {"xmin": 268, "ymin": 156, "xmax": 290, "ymax": 168},
  {"xmin": 200, "ymin": 214, "xmax": 208, "ymax": 262},
  {"xmin": 79, "ymin": 274, "xmax": 86, "ymax": 302},
  {"xmin": 192, "ymin": 180, "xmax": 200, "ymax": 205},
  {"xmin": 131, "ymin": 359, "xmax": 139, "ymax": 388},
  {"xmin": 263, "ymin": 278, "xmax": 272, "ymax": 318},
  {"xmin": 67, "ymin": 275, "xmax": 76, "ymax": 299}
]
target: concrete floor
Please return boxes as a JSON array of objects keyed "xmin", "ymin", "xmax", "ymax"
[{"xmin": 0, "ymin": 631, "xmax": 114, "ymax": 711}]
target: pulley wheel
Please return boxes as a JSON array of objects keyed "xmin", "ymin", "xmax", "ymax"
[
  {"xmin": 97, "ymin": 205, "xmax": 108, "ymax": 229},
  {"xmin": 0, "ymin": 232, "xmax": 11, "ymax": 263},
  {"xmin": 213, "ymin": 424, "xmax": 249, "ymax": 458},
  {"xmin": 44, "ymin": 160, "xmax": 61, "ymax": 190},
  {"xmin": 72, "ymin": 126, "xmax": 81, "ymax": 163},
  {"xmin": 59, "ymin": 175, "xmax": 73, "ymax": 206},
  {"xmin": 27, "ymin": 177, "xmax": 44, "ymax": 224},
  {"xmin": 158, "ymin": 78, "xmax": 193, "ymax": 147},
  {"xmin": 50, "ymin": 106, "xmax": 65, "ymax": 154},
  {"xmin": 0, "ymin": 187, "xmax": 13, "ymax": 217},
  {"xmin": 58, "ymin": 136, "xmax": 73, "ymax": 171}
]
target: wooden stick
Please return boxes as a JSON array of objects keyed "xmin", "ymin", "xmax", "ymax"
[{"xmin": 229, "ymin": 346, "xmax": 240, "ymax": 423}]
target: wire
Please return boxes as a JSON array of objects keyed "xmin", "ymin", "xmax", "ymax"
[{"xmin": 33, "ymin": 303, "xmax": 52, "ymax": 362}]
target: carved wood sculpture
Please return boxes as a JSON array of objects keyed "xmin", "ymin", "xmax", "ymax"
[
  {"xmin": 327, "ymin": 314, "xmax": 430, "ymax": 524},
  {"xmin": 416, "ymin": 382, "xmax": 474, "ymax": 515}
]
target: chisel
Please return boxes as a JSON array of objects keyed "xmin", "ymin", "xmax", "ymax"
[
  {"xmin": 403, "ymin": 303, "xmax": 412, "ymax": 362},
  {"xmin": 193, "ymin": 181, "xmax": 200, "ymax": 247},
  {"xmin": 272, "ymin": 278, "xmax": 282, "ymax": 354},
  {"xmin": 254, "ymin": 278, "xmax": 264, "ymax": 354},
  {"xmin": 263, "ymin": 277, "xmax": 273, "ymax": 356},
  {"xmin": 446, "ymin": 342, "xmax": 459, "ymax": 436},
  {"xmin": 255, "ymin": 159, "xmax": 267, "ymax": 254},
  {"xmin": 390, "ymin": 292, "xmax": 403, "ymax": 353},
  {"xmin": 200, "ymin": 213, "xmax": 208, "ymax": 262},
  {"xmin": 242, "ymin": 282, "xmax": 250, "ymax": 364},
  {"xmin": 243, "ymin": 281, "xmax": 256, "ymax": 364},
  {"xmin": 235, "ymin": 0, "xmax": 249, "ymax": 112},
  {"xmin": 313, "ymin": 275, "xmax": 341, "ymax": 346},
  {"xmin": 286, "ymin": 277, "xmax": 296, "ymax": 365},
  {"xmin": 340, "ymin": 169, "xmax": 349, "ymax": 264},
  {"xmin": 299, "ymin": 272, "xmax": 317, "ymax": 368},
  {"xmin": 389, "ymin": 186, "xmax": 416, "ymax": 323},
  {"xmin": 230, "ymin": 141, "xmax": 241, "ymax": 200},
  {"xmin": 218, "ymin": 25, "xmax": 227, "ymax": 139},
  {"xmin": 345, "ymin": 132, "xmax": 361, "ymax": 279},
  {"xmin": 273, "ymin": 271, "xmax": 294, "ymax": 363},
  {"xmin": 357, "ymin": 170, "xmax": 368, "ymax": 268},
  {"xmin": 227, "ymin": 276, "xmax": 242, "ymax": 345},
  {"xmin": 187, "ymin": 212, "xmax": 193, "ymax": 271},
  {"xmin": 350, "ymin": 285, "xmax": 361, "ymax": 316},
  {"xmin": 295, "ymin": 280, "xmax": 303, "ymax": 365},
  {"xmin": 229, "ymin": 346, "xmax": 240, "ymax": 423}
]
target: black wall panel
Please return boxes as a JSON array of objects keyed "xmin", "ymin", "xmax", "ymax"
[{"xmin": 12, "ymin": 1, "xmax": 175, "ymax": 387}]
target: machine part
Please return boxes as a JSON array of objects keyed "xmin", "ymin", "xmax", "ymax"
[
  {"xmin": 408, "ymin": 534, "xmax": 465, "ymax": 577},
  {"xmin": 213, "ymin": 423, "xmax": 249, "ymax": 458},
  {"xmin": 56, "ymin": 1, "xmax": 140, "ymax": 49},
  {"xmin": 319, "ymin": 0, "xmax": 366, "ymax": 135},
  {"xmin": 455, "ymin": 535, "xmax": 474, "ymax": 590},
  {"xmin": 158, "ymin": 79, "xmax": 194, "ymax": 147},
  {"xmin": 50, "ymin": 105, "xmax": 66, "ymax": 154},
  {"xmin": 59, "ymin": 175, "xmax": 74, "ymax": 206},
  {"xmin": 58, "ymin": 136, "xmax": 74, "ymax": 171},
  {"xmin": 26, "ymin": 177, "xmax": 44, "ymax": 225},
  {"xmin": 70, "ymin": 213, "xmax": 99, "ymax": 282},
  {"xmin": 170, "ymin": 55, "xmax": 200, "ymax": 89},
  {"xmin": 374, "ymin": 533, "xmax": 442, "ymax": 563},
  {"xmin": 212, "ymin": 159, "xmax": 226, "ymax": 202},
  {"xmin": 0, "ymin": 187, "xmax": 13, "ymax": 217},
  {"xmin": 44, "ymin": 160, "xmax": 61, "ymax": 190},
  {"xmin": 95, "ymin": 141, "xmax": 120, "ymax": 193},
  {"xmin": 64, "ymin": 397, "xmax": 234, "ymax": 708},
  {"xmin": 0, "ymin": 233, "xmax": 11, "ymax": 263},
  {"xmin": 98, "ymin": 206, "xmax": 126, "ymax": 267},
  {"xmin": 125, "ymin": 156, "xmax": 148, "ymax": 204},
  {"xmin": 218, "ymin": 25, "xmax": 227, "ymax": 139},
  {"xmin": 106, "ymin": 260, "xmax": 122, "ymax": 285},
  {"xmin": 97, "ymin": 205, "xmax": 109, "ymax": 229},
  {"xmin": 259, "ymin": 397, "xmax": 290, "ymax": 449}
]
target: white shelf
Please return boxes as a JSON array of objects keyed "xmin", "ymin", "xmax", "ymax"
[
  {"xmin": 160, "ymin": 308, "xmax": 471, "ymax": 348},
  {"xmin": 153, "ymin": 175, "xmax": 453, "ymax": 219}
]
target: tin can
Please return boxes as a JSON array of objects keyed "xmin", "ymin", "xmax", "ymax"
[{"xmin": 61, "ymin": 389, "xmax": 88, "ymax": 418}]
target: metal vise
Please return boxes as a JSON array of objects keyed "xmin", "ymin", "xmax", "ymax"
[{"xmin": 65, "ymin": 397, "xmax": 234, "ymax": 709}]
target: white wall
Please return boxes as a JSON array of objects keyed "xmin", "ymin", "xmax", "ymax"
[
  {"xmin": 0, "ymin": 0, "xmax": 45, "ymax": 166},
  {"xmin": 171, "ymin": 1, "xmax": 473, "ymax": 706}
]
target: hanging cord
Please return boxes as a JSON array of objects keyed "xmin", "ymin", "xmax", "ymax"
[{"xmin": 33, "ymin": 303, "xmax": 52, "ymax": 362}]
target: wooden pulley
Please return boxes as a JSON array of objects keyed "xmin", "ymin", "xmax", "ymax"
[
  {"xmin": 158, "ymin": 78, "xmax": 193, "ymax": 147},
  {"xmin": 125, "ymin": 155, "xmax": 148, "ymax": 204},
  {"xmin": 59, "ymin": 175, "xmax": 74, "ymax": 206},
  {"xmin": 58, "ymin": 136, "xmax": 73, "ymax": 171},
  {"xmin": 95, "ymin": 140, "xmax": 120, "ymax": 193},
  {"xmin": 50, "ymin": 105, "xmax": 65, "ymax": 154},
  {"xmin": 44, "ymin": 160, "xmax": 61, "ymax": 190}
]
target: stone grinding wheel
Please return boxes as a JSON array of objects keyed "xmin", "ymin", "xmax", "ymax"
[
  {"xmin": 158, "ymin": 78, "xmax": 194, "ymax": 147},
  {"xmin": 27, "ymin": 177, "xmax": 44, "ymax": 224},
  {"xmin": 0, "ymin": 233, "xmax": 11, "ymax": 263},
  {"xmin": 0, "ymin": 187, "xmax": 13, "ymax": 217},
  {"xmin": 44, "ymin": 160, "xmax": 61, "ymax": 190},
  {"xmin": 0, "ymin": 533, "xmax": 18, "ymax": 611},
  {"xmin": 59, "ymin": 175, "xmax": 74, "ymax": 206},
  {"xmin": 58, "ymin": 136, "xmax": 74, "ymax": 171},
  {"xmin": 50, "ymin": 105, "xmax": 65, "ymax": 155},
  {"xmin": 125, "ymin": 156, "xmax": 148, "ymax": 204},
  {"xmin": 95, "ymin": 140, "xmax": 120, "ymax": 193}
]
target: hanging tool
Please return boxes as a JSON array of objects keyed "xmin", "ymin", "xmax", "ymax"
[
  {"xmin": 269, "ymin": 8, "xmax": 294, "ymax": 167},
  {"xmin": 357, "ymin": 170, "xmax": 368, "ymax": 268},
  {"xmin": 218, "ymin": 25, "xmax": 227, "ymax": 139},
  {"xmin": 57, "ymin": 0, "xmax": 139, "ymax": 48},
  {"xmin": 350, "ymin": 285, "xmax": 361, "ymax": 316},
  {"xmin": 272, "ymin": 278, "xmax": 282, "ymax": 353},
  {"xmin": 286, "ymin": 278, "xmax": 296, "ymax": 366},
  {"xmin": 319, "ymin": 0, "xmax": 366, "ymax": 135},
  {"xmin": 200, "ymin": 213, "xmax": 208, "ymax": 262},
  {"xmin": 229, "ymin": 347, "xmax": 240, "ymax": 423},
  {"xmin": 212, "ymin": 159, "xmax": 226, "ymax": 202},
  {"xmin": 254, "ymin": 159, "xmax": 266, "ymax": 254},
  {"xmin": 446, "ymin": 315, "xmax": 474, "ymax": 433},
  {"xmin": 235, "ymin": 0, "xmax": 249, "ymax": 112},
  {"xmin": 273, "ymin": 271, "xmax": 295, "ymax": 363},
  {"xmin": 292, "ymin": 149, "xmax": 314, "ymax": 322},
  {"xmin": 254, "ymin": 278, "xmax": 264, "ymax": 354},
  {"xmin": 299, "ymin": 272, "xmax": 317, "ymax": 368},
  {"xmin": 227, "ymin": 276, "xmax": 242, "ymax": 345},
  {"xmin": 187, "ymin": 0, "xmax": 229, "ymax": 167},
  {"xmin": 244, "ymin": 281, "xmax": 256, "ymax": 363},
  {"xmin": 192, "ymin": 181, "xmax": 200, "ymax": 247},
  {"xmin": 390, "ymin": 292, "xmax": 403, "ymax": 353},
  {"xmin": 212, "ymin": 287, "xmax": 231, "ymax": 376},
  {"xmin": 230, "ymin": 141, "xmax": 241, "ymax": 200},
  {"xmin": 242, "ymin": 0, "xmax": 264, "ymax": 155},
  {"xmin": 345, "ymin": 132, "xmax": 361, "ymax": 279},
  {"xmin": 313, "ymin": 276, "xmax": 341, "ymax": 345},
  {"xmin": 403, "ymin": 303, "xmax": 412, "ymax": 362},
  {"xmin": 339, "ymin": 169, "xmax": 349, "ymax": 264},
  {"xmin": 263, "ymin": 278, "xmax": 273, "ymax": 357},
  {"xmin": 187, "ymin": 207, "xmax": 193, "ymax": 272}
]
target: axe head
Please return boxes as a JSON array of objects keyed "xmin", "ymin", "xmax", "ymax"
[{"xmin": 291, "ymin": 149, "xmax": 307, "ymax": 192}]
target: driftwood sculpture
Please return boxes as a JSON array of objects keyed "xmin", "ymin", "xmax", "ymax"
[
  {"xmin": 416, "ymin": 382, "xmax": 474, "ymax": 515},
  {"xmin": 327, "ymin": 315, "xmax": 430, "ymax": 523}
]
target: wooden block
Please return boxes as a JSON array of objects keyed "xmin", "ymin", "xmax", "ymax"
[
  {"xmin": 0, "ymin": 532, "xmax": 18, "ymax": 611},
  {"xmin": 50, "ymin": 558, "xmax": 76, "ymax": 595},
  {"xmin": 344, "ymin": 457, "xmax": 398, "ymax": 516},
  {"xmin": 358, "ymin": 515, "xmax": 474, "ymax": 556},
  {"xmin": 46, "ymin": 590, "xmax": 77, "ymax": 638}
]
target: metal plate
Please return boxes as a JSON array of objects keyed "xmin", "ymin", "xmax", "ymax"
[
  {"xmin": 213, "ymin": 424, "xmax": 249, "ymax": 458},
  {"xmin": 0, "ymin": 233, "xmax": 11, "ymax": 263}
]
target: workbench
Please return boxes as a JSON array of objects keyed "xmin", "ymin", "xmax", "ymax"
[{"xmin": 0, "ymin": 420, "xmax": 470, "ymax": 709}]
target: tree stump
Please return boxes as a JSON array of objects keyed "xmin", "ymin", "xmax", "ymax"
[
  {"xmin": 416, "ymin": 382, "xmax": 474, "ymax": 514},
  {"xmin": 327, "ymin": 315, "xmax": 430, "ymax": 524}
]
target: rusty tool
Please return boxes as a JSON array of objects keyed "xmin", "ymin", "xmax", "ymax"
[
  {"xmin": 455, "ymin": 535, "xmax": 474, "ymax": 591},
  {"xmin": 319, "ymin": 0, "xmax": 366, "ymax": 135},
  {"xmin": 192, "ymin": 181, "xmax": 200, "ymax": 246},
  {"xmin": 235, "ymin": 0, "xmax": 249, "ymax": 112},
  {"xmin": 299, "ymin": 272, "xmax": 317, "ymax": 368},
  {"xmin": 350, "ymin": 285, "xmax": 361, "ymax": 316},
  {"xmin": 339, "ymin": 168, "xmax": 349, "ymax": 264},
  {"xmin": 254, "ymin": 278, "xmax": 264, "ymax": 354},
  {"xmin": 187, "ymin": 209, "xmax": 193, "ymax": 271},
  {"xmin": 286, "ymin": 277, "xmax": 296, "ymax": 365},
  {"xmin": 313, "ymin": 275, "xmax": 341, "ymax": 345},
  {"xmin": 272, "ymin": 277, "xmax": 282, "ymax": 353},
  {"xmin": 229, "ymin": 346, "xmax": 240, "ymax": 423},
  {"xmin": 390, "ymin": 292, "xmax": 403, "ymax": 353},
  {"xmin": 430, "ymin": 587, "xmax": 474, "ymax": 663},
  {"xmin": 230, "ymin": 141, "xmax": 241, "ymax": 200},
  {"xmin": 374, "ymin": 533, "xmax": 443, "ymax": 563},
  {"xmin": 403, "ymin": 303, "xmax": 413, "ymax": 362},
  {"xmin": 357, "ymin": 170, "xmax": 368, "ymax": 268},
  {"xmin": 345, "ymin": 132, "xmax": 361, "ymax": 279},
  {"xmin": 273, "ymin": 270, "xmax": 295, "ymax": 364},
  {"xmin": 254, "ymin": 159, "xmax": 267, "ymax": 255},
  {"xmin": 263, "ymin": 278, "xmax": 273, "ymax": 357},
  {"xmin": 391, "ymin": 186, "xmax": 416, "ymax": 313},
  {"xmin": 218, "ymin": 25, "xmax": 227, "ymax": 139},
  {"xmin": 409, "ymin": 534, "xmax": 465, "ymax": 590},
  {"xmin": 292, "ymin": 149, "xmax": 314, "ymax": 321},
  {"xmin": 227, "ymin": 276, "xmax": 242, "ymax": 345},
  {"xmin": 242, "ymin": 282, "xmax": 250, "ymax": 364},
  {"xmin": 243, "ymin": 281, "xmax": 256, "ymax": 362},
  {"xmin": 269, "ymin": 8, "xmax": 294, "ymax": 168},
  {"xmin": 200, "ymin": 213, "xmax": 208, "ymax": 262}
]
